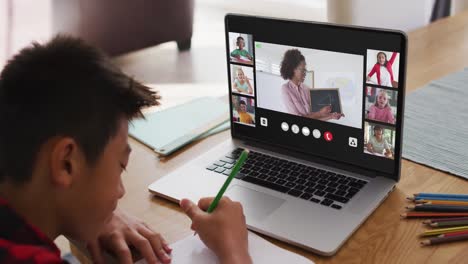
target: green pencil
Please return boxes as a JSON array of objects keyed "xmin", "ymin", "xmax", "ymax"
[
  {"xmin": 207, "ymin": 149, "xmax": 249, "ymax": 213},
  {"xmin": 194, "ymin": 149, "xmax": 249, "ymax": 236}
]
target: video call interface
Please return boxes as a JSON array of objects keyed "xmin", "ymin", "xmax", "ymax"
[{"xmin": 227, "ymin": 24, "xmax": 403, "ymax": 175}]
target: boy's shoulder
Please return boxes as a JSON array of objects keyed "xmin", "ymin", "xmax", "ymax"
[
  {"xmin": 0, "ymin": 239, "xmax": 63, "ymax": 264},
  {"xmin": 0, "ymin": 197, "xmax": 63, "ymax": 264}
]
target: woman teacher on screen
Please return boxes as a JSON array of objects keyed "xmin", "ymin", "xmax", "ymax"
[{"xmin": 280, "ymin": 49, "xmax": 342, "ymax": 121}]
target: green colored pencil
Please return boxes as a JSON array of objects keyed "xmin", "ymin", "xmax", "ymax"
[
  {"xmin": 206, "ymin": 149, "xmax": 249, "ymax": 213},
  {"xmin": 193, "ymin": 149, "xmax": 249, "ymax": 236}
]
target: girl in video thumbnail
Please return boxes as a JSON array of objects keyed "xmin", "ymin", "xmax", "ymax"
[
  {"xmin": 366, "ymin": 125, "xmax": 393, "ymax": 158},
  {"xmin": 368, "ymin": 89, "xmax": 395, "ymax": 124},
  {"xmin": 280, "ymin": 49, "xmax": 342, "ymax": 121},
  {"xmin": 233, "ymin": 67, "xmax": 253, "ymax": 94},
  {"xmin": 367, "ymin": 51, "xmax": 398, "ymax": 87}
]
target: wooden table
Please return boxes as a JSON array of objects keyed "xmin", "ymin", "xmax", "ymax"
[{"xmin": 73, "ymin": 11, "xmax": 468, "ymax": 263}]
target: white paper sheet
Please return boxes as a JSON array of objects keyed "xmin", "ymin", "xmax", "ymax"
[{"xmin": 135, "ymin": 231, "xmax": 314, "ymax": 264}]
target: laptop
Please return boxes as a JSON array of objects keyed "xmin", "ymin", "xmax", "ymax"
[{"xmin": 149, "ymin": 14, "xmax": 407, "ymax": 256}]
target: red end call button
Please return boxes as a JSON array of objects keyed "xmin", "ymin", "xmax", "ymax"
[{"xmin": 324, "ymin": 131, "xmax": 333, "ymax": 142}]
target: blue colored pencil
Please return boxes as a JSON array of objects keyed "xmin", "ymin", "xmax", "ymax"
[{"xmin": 414, "ymin": 193, "xmax": 468, "ymax": 199}]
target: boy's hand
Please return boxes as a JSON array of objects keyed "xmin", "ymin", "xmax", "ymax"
[
  {"xmin": 180, "ymin": 197, "xmax": 252, "ymax": 264},
  {"xmin": 87, "ymin": 208, "xmax": 172, "ymax": 264}
]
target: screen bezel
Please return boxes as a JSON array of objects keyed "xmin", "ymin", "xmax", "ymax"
[{"xmin": 225, "ymin": 13, "xmax": 407, "ymax": 182}]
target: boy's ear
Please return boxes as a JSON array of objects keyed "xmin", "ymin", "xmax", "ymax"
[{"xmin": 49, "ymin": 137, "xmax": 82, "ymax": 188}]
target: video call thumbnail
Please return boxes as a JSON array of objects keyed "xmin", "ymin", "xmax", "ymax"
[
  {"xmin": 364, "ymin": 121, "xmax": 396, "ymax": 159},
  {"xmin": 229, "ymin": 32, "xmax": 254, "ymax": 65},
  {"xmin": 365, "ymin": 87, "xmax": 397, "ymax": 125},
  {"xmin": 255, "ymin": 42, "xmax": 363, "ymax": 129},
  {"xmin": 232, "ymin": 95, "xmax": 255, "ymax": 127},
  {"xmin": 231, "ymin": 65, "xmax": 255, "ymax": 96},
  {"xmin": 366, "ymin": 49, "xmax": 400, "ymax": 88}
]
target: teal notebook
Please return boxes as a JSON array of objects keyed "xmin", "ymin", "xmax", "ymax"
[{"xmin": 129, "ymin": 97, "xmax": 229, "ymax": 156}]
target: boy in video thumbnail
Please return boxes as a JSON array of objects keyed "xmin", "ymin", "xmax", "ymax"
[
  {"xmin": 280, "ymin": 49, "xmax": 342, "ymax": 121},
  {"xmin": 232, "ymin": 95, "xmax": 255, "ymax": 126},
  {"xmin": 238, "ymin": 100, "xmax": 254, "ymax": 124},
  {"xmin": 230, "ymin": 36, "xmax": 253, "ymax": 62}
]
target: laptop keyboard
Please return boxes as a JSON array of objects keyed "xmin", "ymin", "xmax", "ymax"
[{"xmin": 206, "ymin": 148, "xmax": 368, "ymax": 210}]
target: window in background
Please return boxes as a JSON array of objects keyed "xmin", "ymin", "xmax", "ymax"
[{"xmin": 0, "ymin": 0, "xmax": 52, "ymax": 69}]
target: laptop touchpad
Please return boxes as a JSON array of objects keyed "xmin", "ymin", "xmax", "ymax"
[{"xmin": 226, "ymin": 185, "xmax": 285, "ymax": 222}]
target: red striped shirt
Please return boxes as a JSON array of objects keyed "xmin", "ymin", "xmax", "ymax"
[{"xmin": 0, "ymin": 197, "xmax": 63, "ymax": 263}]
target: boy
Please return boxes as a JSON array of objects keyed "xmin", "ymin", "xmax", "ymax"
[
  {"xmin": 237, "ymin": 101, "xmax": 254, "ymax": 124},
  {"xmin": 230, "ymin": 37, "xmax": 253, "ymax": 61},
  {"xmin": 0, "ymin": 36, "xmax": 252, "ymax": 264}
]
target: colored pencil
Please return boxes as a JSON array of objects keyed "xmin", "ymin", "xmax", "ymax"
[
  {"xmin": 420, "ymin": 226, "xmax": 468, "ymax": 237},
  {"xmin": 413, "ymin": 197, "xmax": 468, "ymax": 202},
  {"xmin": 206, "ymin": 149, "xmax": 249, "ymax": 213},
  {"xmin": 423, "ymin": 217, "xmax": 468, "ymax": 224},
  {"xmin": 193, "ymin": 149, "xmax": 249, "ymax": 236},
  {"xmin": 415, "ymin": 200, "xmax": 468, "ymax": 206},
  {"xmin": 401, "ymin": 212, "xmax": 468, "ymax": 218},
  {"xmin": 437, "ymin": 230, "xmax": 468, "ymax": 238},
  {"xmin": 430, "ymin": 220, "xmax": 468, "ymax": 227},
  {"xmin": 407, "ymin": 204, "xmax": 468, "ymax": 212},
  {"xmin": 421, "ymin": 234, "xmax": 468, "ymax": 246},
  {"xmin": 414, "ymin": 193, "xmax": 468, "ymax": 199}
]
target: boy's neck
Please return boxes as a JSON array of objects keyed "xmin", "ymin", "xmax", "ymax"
[{"xmin": 0, "ymin": 180, "xmax": 60, "ymax": 241}]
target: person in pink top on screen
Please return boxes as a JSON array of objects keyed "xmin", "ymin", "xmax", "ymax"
[
  {"xmin": 367, "ymin": 51, "xmax": 398, "ymax": 87},
  {"xmin": 367, "ymin": 89, "xmax": 395, "ymax": 124},
  {"xmin": 280, "ymin": 49, "xmax": 342, "ymax": 121}
]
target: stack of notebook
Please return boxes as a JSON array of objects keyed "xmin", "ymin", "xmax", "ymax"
[
  {"xmin": 402, "ymin": 193, "xmax": 468, "ymax": 246},
  {"xmin": 130, "ymin": 97, "xmax": 230, "ymax": 156}
]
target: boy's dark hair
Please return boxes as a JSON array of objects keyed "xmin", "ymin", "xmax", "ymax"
[
  {"xmin": 239, "ymin": 100, "xmax": 246, "ymax": 105},
  {"xmin": 0, "ymin": 35, "xmax": 159, "ymax": 183},
  {"xmin": 236, "ymin": 37, "xmax": 245, "ymax": 42},
  {"xmin": 280, "ymin": 49, "xmax": 305, "ymax": 80}
]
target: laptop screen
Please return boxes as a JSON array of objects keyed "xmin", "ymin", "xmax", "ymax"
[{"xmin": 225, "ymin": 14, "xmax": 406, "ymax": 178}]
